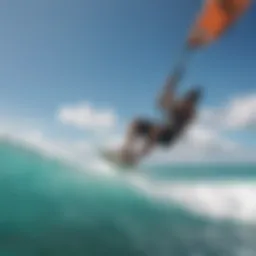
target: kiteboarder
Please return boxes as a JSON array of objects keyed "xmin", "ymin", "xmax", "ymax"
[
  {"xmin": 101, "ymin": 0, "xmax": 251, "ymax": 166},
  {"xmin": 119, "ymin": 67, "xmax": 202, "ymax": 164}
]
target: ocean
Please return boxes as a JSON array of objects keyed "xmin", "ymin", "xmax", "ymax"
[{"xmin": 1, "ymin": 138, "xmax": 256, "ymax": 256}]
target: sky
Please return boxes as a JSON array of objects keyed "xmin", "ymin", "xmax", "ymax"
[{"xmin": 0, "ymin": 0, "xmax": 255, "ymax": 165}]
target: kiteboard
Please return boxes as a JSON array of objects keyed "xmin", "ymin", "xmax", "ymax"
[{"xmin": 99, "ymin": 149, "xmax": 136, "ymax": 169}]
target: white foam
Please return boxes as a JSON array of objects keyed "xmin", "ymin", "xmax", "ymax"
[
  {"xmin": 126, "ymin": 176, "xmax": 256, "ymax": 223},
  {"xmin": 0, "ymin": 129, "xmax": 122, "ymax": 178}
]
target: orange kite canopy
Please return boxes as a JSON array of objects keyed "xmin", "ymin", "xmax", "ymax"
[{"xmin": 188, "ymin": 0, "xmax": 251, "ymax": 48}]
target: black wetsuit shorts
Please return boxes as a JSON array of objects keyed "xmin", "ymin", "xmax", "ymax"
[{"xmin": 135, "ymin": 119, "xmax": 178, "ymax": 147}]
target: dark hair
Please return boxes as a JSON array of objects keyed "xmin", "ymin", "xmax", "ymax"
[{"xmin": 186, "ymin": 87, "xmax": 202, "ymax": 103}]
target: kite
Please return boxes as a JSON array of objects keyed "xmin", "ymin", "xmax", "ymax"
[{"xmin": 188, "ymin": 0, "xmax": 252, "ymax": 48}]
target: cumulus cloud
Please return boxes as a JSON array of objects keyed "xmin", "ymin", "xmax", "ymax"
[
  {"xmin": 188, "ymin": 124, "xmax": 237, "ymax": 151},
  {"xmin": 57, "ymin": 102, "xmax": 117, "ymax": 131},
  {"xmin": 147, "ymin": 124, "xmax": 240, "ymax": 164},
  {"xmin": 199, "ymin": 95, "xmax": 256, "ymax": 131},
  {"xmin": 224, "ymin": 95, "xmax": 256, "ymax": 130}
]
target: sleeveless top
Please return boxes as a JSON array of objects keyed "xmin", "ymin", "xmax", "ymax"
[{"xmin": 167, "ymin": 103, "xmax": 193, "ymax": 132}]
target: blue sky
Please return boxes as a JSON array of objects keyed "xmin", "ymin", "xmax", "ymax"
[{"xmin": 0, "ymin": 0, "xmax": 255, "ymax": 157}]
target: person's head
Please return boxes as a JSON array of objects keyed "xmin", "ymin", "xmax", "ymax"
[{"xmin": 185, "ymin": 87, "xmax": 202, "ymax": 105}]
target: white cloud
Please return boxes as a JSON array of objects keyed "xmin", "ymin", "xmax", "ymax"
[
  {"xmin": 185, "ymin": 124, "xmax": 237, "ymax": 152},
  {"xmin": 199, "ymin": 95, "xmax": 256, "ymax": 131},
  {"xmin": 225, "ymin": 95, "xmax": 256, "ymax": 130},
  {"xmin": 146, "ymin": 124, "xmax": 240, "ymax": 164},
  {"xmin": 57, "ymin": 102, "xmax": 117, "ymax": 131}
]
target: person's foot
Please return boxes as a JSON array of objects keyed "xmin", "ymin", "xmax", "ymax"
[{"xmin": 120, "ymin": 149, "xmax": 137, "ymax": 165}]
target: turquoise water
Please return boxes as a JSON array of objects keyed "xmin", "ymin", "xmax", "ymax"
[
  {"xmin": 146, "ymin": 164, "xmax": 256, "ymax": 180},
  {"xmin": 0, "ymin": 139, "xmax": 256, "ymax": 256}
]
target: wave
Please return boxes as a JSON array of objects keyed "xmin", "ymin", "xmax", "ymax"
[
  {"xmin": 1, "ymin": 136, "xmax": 256, "ymax": 255},
  {"xmin": 1, "ymin": 134, "xmax": 256, "ymax": 224},
  {"xmin": 127, "ymin": 176, "xmax": 256, "ymax": 223}
]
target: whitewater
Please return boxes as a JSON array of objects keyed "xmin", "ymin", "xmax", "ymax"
[{"xmin": 1, "ymin": 135, "xmax": 256, "ymax": 256}]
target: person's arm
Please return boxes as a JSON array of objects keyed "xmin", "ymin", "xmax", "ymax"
[{"xmin": 158, "ymin": 66, "xmax": 185, "ymax": 111}]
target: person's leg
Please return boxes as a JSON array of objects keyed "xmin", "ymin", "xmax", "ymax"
[
  {"xmin": 121, "ymin": 120, "xmax": 138, "ymax": 153},
  {"xmin": 121, "ymin": 118, "xmax": 152, "ymax": 162},
  {"xmin": 137, "ymin": 138, "xmax": 156, "ymax": 159},
  {"xmin": 132, "ymin": 124, "xmax": 161, "ymax": 161}
]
